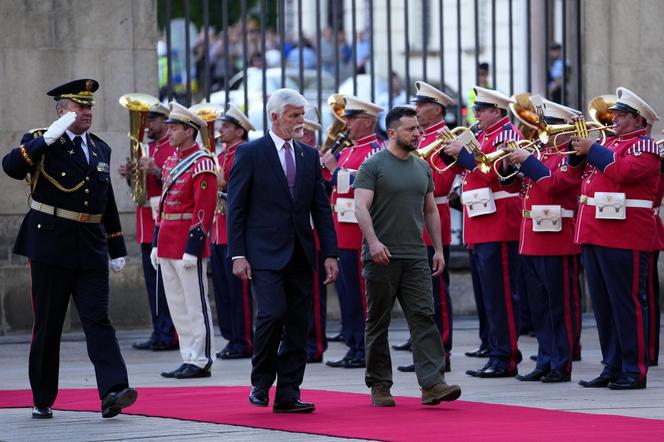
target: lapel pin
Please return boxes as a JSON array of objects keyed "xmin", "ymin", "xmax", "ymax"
[{"xmin": 68, "ymin": 149, "xmax": 74, "ymax": 155}]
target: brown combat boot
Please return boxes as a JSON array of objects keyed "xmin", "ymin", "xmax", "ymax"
[
  {"xmin": 370, "ymin": 384, "xmax": 396, "ymax": 407},
  {"xmin": 421, "ymin": 382, "xmax": 462, "ymax": 405}
]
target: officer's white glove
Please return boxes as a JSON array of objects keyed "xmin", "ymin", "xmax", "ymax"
[
  {"xmin": 182, "ymin": 253, "xmax": 198, "ymax": 269},
  {"xmin": 150, "ymin": 247, "xmax": 159, "ymax": 270},
  {"xmin": 43, "ymin": 112, "xmax": 77, "ymax": 145},
  {"xmin": 110, "ymin": 257, "xmax": 126, "ymax": 272}
]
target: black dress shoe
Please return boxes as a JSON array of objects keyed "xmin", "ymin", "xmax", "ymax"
[
  {"xmin": 307, "ymin": 354, "xmax": 323, "ymax": 363},
  {"xmin": 465, "ymin": 348, "xmax": 490, "ymax": 358},
  {"xmin": 466, "ymin": 362, "xmax": 492, "ymax": 377},
  {"xmin": 218, "ymin": 350, "xmax": 252, "ymax": 360},
  {"xmin": 101, "ymin": 387, "xmax": 137, "ymax": 418},
  {"xmin": 648, "ymin": 360, "xmax": 659, "ymax": 367},
  {"xmin": 160, "ymin": 364, "xmax": 187, "ymax": 378},
  {"xmin": 326, "ymin": 357, "xmax": 351, "ymax": 368},
  {"xmin": 397, "ymin": 364, "xmax": 415, "ymax": 372},
  {"xmin": 32, "ymin": 406, "xmax": 53, "ymax": 419},
  {"xmin": 273, "ymin": 399, "xmax": 315, "ymax": 413},
  {"xmin": 541, "ymin": 370, "xmax": 571, "ymax": 383},
  {"xmin": 578, "ymin": 375, "xmax": 615, "ymax": 388},
  {"xmin": 175, "ymin": 364, "xmax": 211, "ymax": 379},
  {"xmin": 150, "ymin": 342, "xmax": 179, "ymax": 351},
  {"xmin": 475, "ymin": 366, "xmax": 518, "ymax": 378},
  {"xmin": 327, "ymin": 333, "xmax": 344, "ymax": 342},
  {"xmin": 344, "ymin": 358, "xmax": 366, "ymax": 368},
  {"xmin": 392, "ymin": 340, "xmax": 412, "ymax": 351},
  {"xmin": 249, "ymin": 386, "xmax": 269, "ymax": 407},
  {"xmin": 516, "ymin": 368, "xmax": 548, "ymax": 382},
  {"xmin": 607, "ymin": 377, "xmax": 647, "ymax": 390},
  {"xmin": 132, "ymin": 340, "xmax": 155, "ymax": 350}
]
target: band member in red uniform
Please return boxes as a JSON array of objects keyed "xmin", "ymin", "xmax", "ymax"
[
  {"xmin": 151, "ymin": 102, "xmax": 218, "ymax": 379},
  {"xmin": 321, "ymin": 96, "xmax": 384, "ymax": 368},
  {"xmin": 443, "ymin": 87, "xmax": 523, "ymax": 378},
  {"xmin": 210, "ymin": 104, "xmax": 255, "ymax": 360},
  {"xmin": 119, "ymin": 100, "xmax": 178, "ymax": 351},
  {"xmin": 296, "ymin": 106, "xmax": 330, "ymax": 363},
  {"xmin": 396, "ymin": 81, "xmax": 456, "ymax": 373},
  {"xmin": 506, "ymin": 98, "xmax": 584, "ymax": 383},
  {"xmin": 648, "ymin": 128, "xmax": 663, "ymax": 367},
  {"xmin": 572, "ymin": 87, "xmax": 660, "ymax": 390}
]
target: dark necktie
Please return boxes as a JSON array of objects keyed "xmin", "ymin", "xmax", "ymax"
[
  {"xmin": 73, "ymin": 136, "xmax": 87, "ymax": 165},
  {"xmin": 283, "ymin": 142, "xmax": 296, "ymax": 196}
]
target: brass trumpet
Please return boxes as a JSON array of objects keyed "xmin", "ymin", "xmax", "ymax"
[
  {"xmin": 538, "ymin": 120, "xmax": 615, "ymax": 152},
  {"xmin": 485, "ymin": 139, "xmax": 541, "ymax": 180},
  {"xmin": 412, "ymin": 126, "xmax": 473, "ymax": 173},
  {"xmin": 321, "ymin": 94, "xmax": 348, "ymax": 154}
]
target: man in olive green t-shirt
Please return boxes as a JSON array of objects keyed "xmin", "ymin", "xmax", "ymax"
[{"xmin": 353, "ymin": 106, "xmax": 461, "ymax": 407}]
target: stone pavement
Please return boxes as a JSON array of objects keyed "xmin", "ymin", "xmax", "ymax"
[{"xmin": 0, "ymin": 316, "xmax": 662, "ymax": 441}]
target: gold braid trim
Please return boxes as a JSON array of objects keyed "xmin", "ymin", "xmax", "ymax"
[
  {"xmin": 106, "ymin": 231, "xmax": 124, "ymax": 239},
  {"xmin": 36, "ymin": 163, "xmax": 87, "ymax": 193},
  {"xmin": 19, "ymin": 145, "xmax": 34, "ymax": 166}
]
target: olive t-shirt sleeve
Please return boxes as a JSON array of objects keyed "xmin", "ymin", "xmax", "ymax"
[{"xmin": 352, "ymin": 158, "xmax": 377, "ymax": 191}]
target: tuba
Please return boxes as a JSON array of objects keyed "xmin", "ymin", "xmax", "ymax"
[
  {"xmin": 321, "ymin": 94, "xmax": 352, "ymax": 154},
  {"xmin": 118, "ymin": 93, "xmax": 161, "ymax": 206},
  {"xmin": 189, "ymin": 102, "xmax": 220, "ymax": 154},
  {"xmin": 509, "ymin": 92, "xmax": 540, "ymax": 140},
  {"xmin": 588, "ymin": 94, "xmax": 617, "ymax": 127}
]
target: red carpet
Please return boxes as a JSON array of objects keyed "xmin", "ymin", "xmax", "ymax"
[{"xmin": 1, "ymin": 386, "xmax": 663, "ymax": 441}]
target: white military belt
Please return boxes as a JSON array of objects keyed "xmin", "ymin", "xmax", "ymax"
[
  {"xmin": 434, "ymin": 196, "xmax": 449, "ymax": 204},
  {"xmin": 161, "ymin": 212, "xmax": 193, "ymax": 221},
  {"xmin": 579, "ymin": 195, "xmax": 653, "ymax": 209},
  {"xmin": 493, "ymin": 191, "xmax": 519, "ymax": 200},
  {"xmin": 523, "ymin": 209, "xmax": 574, "ymax": 218},
  {"xmin": 30, "ymin": 199, "xmax": 103, "ymax": 223}
]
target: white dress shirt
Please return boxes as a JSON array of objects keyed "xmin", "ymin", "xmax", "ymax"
[
  {"xmin": 269, "ymin": 130, "xmax": 296, "ymax": 176},
  {"xmin": 66, "ymin": 129, "xmax": 90, "ymax": 163}
]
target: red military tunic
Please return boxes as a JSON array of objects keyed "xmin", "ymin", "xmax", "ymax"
[
  {"xmin": 156, "ymin": 144, "xmax": 217, "ymax": 258},
  {"xmin": 654, "ymin": 168, "xmax": 664, "ymax": 251},
  {"xmin": 210, "ymin": 141, "xmax": 242, "ymax": 246},
  {"xmin": 574, "ymin": 130, "xmax": 660, "ymax": 251},
  {"xmin": 458, "ymin": 116, "xmax": 523, "ymax": 244},
  {"xmin": 136, "ymin": 136, "xmax": 176, "ymax": 243},
  {"xmin": 517, "ymin": 142, "xmax": 583, "ymax": 255},
  {"xmin": 422, "ymin": 121, "xmax": 455, "ymax": 246},
  {"xmin": 329, "ymin": 134, "xmax": 383, "ymax": 249}
]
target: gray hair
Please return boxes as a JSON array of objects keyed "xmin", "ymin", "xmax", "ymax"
[
  {"xmin": 266, "ymin": 88, "xmax": 307, "ymax": 120},
  {"xmin": 55, "ymin": 99, "xmax": 71, "ymax": 111}
]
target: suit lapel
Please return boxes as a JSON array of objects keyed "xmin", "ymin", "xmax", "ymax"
[
  {"xmin": 293, "ymin": 141, "xmax": 305, "ymax": 200},
  {"xmin": 261, "ymin": 135, "xmax": 292, "ymax": 200},
  {"xmin": 86, "ymin": 134, "xmax": 100, "ymax": 174}
]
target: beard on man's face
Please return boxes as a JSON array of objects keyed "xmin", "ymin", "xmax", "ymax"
[{"xmin": 396, "ymin": 135, "xmax": 418, "ymax": 152}]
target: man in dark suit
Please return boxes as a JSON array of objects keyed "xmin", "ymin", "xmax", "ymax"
[
  {"xmin": 227, "ymin": 88, "xmax": 339, "ymax": 413},
  {"xmin": 2, "ymin": 79, "xmax": 137, "ymax": 419}
]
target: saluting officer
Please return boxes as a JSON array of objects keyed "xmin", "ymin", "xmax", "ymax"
[
  {"xmin": 443, "ymin": 87, "xmax": 524, "ymax": 378},
  {"xmin": 210, "ymin": 103, "xmax": 255, "ymax": 360},
  {"xmin": 119, "ymin": 99, "xmax": 178, "ymax": 352},
  {"xmin": 572, "ymin": 87, "xmax": 660, "ymax": 389},
  {"xmin": 507, "ymin": 98, "xmax": 585, "ymax": 383},
  {"xmin": 321, "ymin": 96, "xmax": 384, "ymax": 368},
  {"xmin": 151, "ymin": 102, "xmax": 218, "ymax": 379},
  {"xmin": 395, "ymin": 81, "xmax": 456, "ymax": 373},
  {"xmin": 2, "ymin": 79, "xmax": 136, "ymax": 419}
]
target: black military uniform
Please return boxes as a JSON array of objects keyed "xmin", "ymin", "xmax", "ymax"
[{"xmin": 2, "ymin": 79, "xmax": 135, "ymax": 418}]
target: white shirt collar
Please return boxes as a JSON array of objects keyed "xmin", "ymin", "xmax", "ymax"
[
  {"xmin": 66, "ymin": 130, "xmax": 89, "ymax": 148},
  {"xmin": 269, "ymin": 130, "xmax": 292, "ymax": 151}
]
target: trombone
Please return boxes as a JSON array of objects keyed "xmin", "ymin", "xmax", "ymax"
[{"xmin": 412, "ymin": 126, "xmax": 473, "ymax": 173}]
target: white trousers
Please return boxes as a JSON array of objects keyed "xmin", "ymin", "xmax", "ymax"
[{"xmin": 160, "ymin": 258, "xmax": 215, "ymax": 370}]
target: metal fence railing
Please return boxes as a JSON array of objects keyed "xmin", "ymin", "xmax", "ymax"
[{"xmin": 158, "ymin": 0, "xmax": 582, "ymax": 246}]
